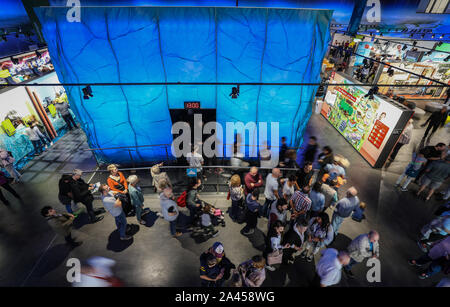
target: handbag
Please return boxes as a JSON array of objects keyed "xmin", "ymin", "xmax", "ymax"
[{"xmin": 267, "ymin": 249, "xmax": 283, "ymax": 265}]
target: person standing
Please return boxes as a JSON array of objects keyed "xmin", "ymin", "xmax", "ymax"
[
  {"xmin": 331, "ymin": 187, "xmax": 359, "ymax": 235},
  {"xmin": 41, "ymin": 206, "xmax": 82, "ymax": 248},
  {"xmin": 290, "ymin": 186, "xmax": 312, "ymax": 222},
  {"xmin": 281, "ymin": 217, "xmax": 309, "ymax": 265},
  {"xmin": 0, "ymin": 171, "xmax": 21, "ymax": 206},
  {"xmin": 265, "ymin": 220, "xmax": 290, "ymax": 271},
  {"xmin": 127, "ymin": 175, "xmax": 152, "ymax": 225},
  {"xmin": 310, "ymin": 182, "xmax": 326, "ymax": 217},
  {"xmin": 415, "ymin": 142, "xmax": 447, "ymax": 183},
  {"xmin": 244, "ymin": 167, "xmax": 263, "ymax": 195},
  {"xmin": 55, "ymin": 96, "xmax": 77, "ymax": 130},
  {"xmin": 303, "ymin": 136, "xmax": 318, "ymax": 164},
  {"xmin": 295, "ymin": 162, "xmax": 314, "ymax": 189},
  {"xmin": 228, "ymin": 174, "xmax": 244, "ymax": 222},
  {"xmin": 70, "ymin": 169, "xmax": 103, "ymax": 224},
  {"xmin": 58, "ymin": 174, "xmax": 74, "ymax": 213},
  {"xmin": 160, "ymin": 187, "xmax": 182, "ymax": 238},
  {"xmin": 387, "ymin": 119, "xmax": 413, "ymax": 163},
  {"xmin": 314, "ymin": 249, "xmax": 350, "ymax": 287},
  {"xmin": 150, "ymin": 163, "xmax": 171, "ymax": 193},
  {"xmin": 24, "ymin": 122, "xmax": 45, "ymax": 155},
  {"xmin": 268, "ymin": 198, "xmax": 289, "ymax": 227},
  {"xmin": 344, "ymin": 230, "xmax": 380, "ymax": 279},
  {"xmin": 301, "ymin": 213, "xmax": 332, "ymax": 262},
  {"xmin": 279, "ymin": 137, "xmax": 288, "ymax": 164},
  {"xmin": 416, "ymin": 157, "xmax": 450, "ymax": 201},
  {"xmin": 106, "ymin": 164, "xmax": 132, "ymax": 216},
  {"xmin": 99, "ymin": 184, "xmax": 132, "ymax": 241},
  {"xmin": 186, "ymin": 145, "xmax": 205, "ymax": 179},
  {"xmin": 262, "ymin": 168, "xmax": 281, "ymax": 218},
  {"xmin": 421, "ymin": 106, "xmax": 448, "ymax": 141},
  {"xmin": 0, "ymin": 149, "xmax": 21, "ymax": 183},
  {"xmin": 241, "ymin": 189, "xmax": 261, "ymax": 235}
]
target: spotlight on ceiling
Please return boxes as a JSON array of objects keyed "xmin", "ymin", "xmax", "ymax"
[
  {"xmin": 440, "ymin": 34, "xmax": 444, "ymax": 39},
  {"xmin": 82, "ymin": 85, "xmax": 93, "ymax": 99},
  {"xmin": 35, "ymin": 50, "xmax": 41, "ymax": 58},
  {"xmin": 375, "ymin": 39, "xmax": 379, "ymax": 44},
  {"xmin": 445, "ymin": 55, "xmax": 450, "ymax": 62},
  {"xmin": 230, "ymin": 85, "xmax": 240, "ymax": 99},
  {"xmin": 402, "ymin": 45, "xmax": 407, "ymax": 50},
  {"xmin": 1, "ymin": 34, "xmax": 6, "ymax": 42},
  {"xmin": 431, "ymin": 34, "xmax": 435, "ymax": 39}
]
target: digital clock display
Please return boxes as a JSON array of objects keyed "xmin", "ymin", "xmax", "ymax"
[{"xmin": 184, "ymin": 101, "xmax": 201, "ymax": 109}]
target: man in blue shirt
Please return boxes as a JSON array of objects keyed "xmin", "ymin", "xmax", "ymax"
[
  {"xmin": 331, "ymin": 187, "xmax": 359, "ymax": 235},
  {"xmin": 310, "ymin": 182, "xmax": 325, "ymax": 217},
  {"xmin": 200, "ymin": 254, "xmax": 224, "ymax": 287},
  {"xmin": 241, "ymin": 189, "xmax": 261, "ymax": 235}
]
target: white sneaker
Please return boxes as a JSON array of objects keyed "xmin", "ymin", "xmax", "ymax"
[{"xmin": 50, "ymin": 142, "xmax": 54, "ymax": 146}]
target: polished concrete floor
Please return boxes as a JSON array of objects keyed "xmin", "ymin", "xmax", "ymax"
[{"xmin": 0, "ymin": 113, "xmax": 448, "ymax": 287}]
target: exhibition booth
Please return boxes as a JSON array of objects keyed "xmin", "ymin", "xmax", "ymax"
[
  {"xmin": 320, "ymin": 72, "xmax": 413, "ymax": 168},
  {"xmin": 0, "ymin": 48, "xmax": 54, "ymax": 86},
  {"xmin": 0, "ymin": 71, "xmax": 75, "ymax": 168}
]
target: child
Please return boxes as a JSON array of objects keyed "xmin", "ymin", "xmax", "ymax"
[
  {"xmin": 352, "ymin": 202, "xmax": 366, "ymax": 222},
  {"xmin": 395, "ymin": 152, "xmax": 427, "ymax": 192},
  {"xmin": 201, "ymin": 204, "xmax": 219, "ymax": 237},
  {"xmin": 210, "ymin": 206, "xmax": 226, "ymax": 227}
]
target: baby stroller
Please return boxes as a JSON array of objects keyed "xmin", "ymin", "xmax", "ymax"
[{"xmin": 190, "ymin": 202, "xmax": 225, "ymax": 243}]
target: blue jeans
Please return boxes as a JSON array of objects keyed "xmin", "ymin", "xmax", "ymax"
[
  {"xmin": 331, "ymin": 212, "xmax": 344, "ymax": 235},
  {"xmin": 31, "ymin": 139, "xmax": 44, "ymax": 154},
  {"xmin": 115, "ymin": 212, "xmax": 127, "ymax": 238},
  {"xmin": 344, "ymin": 258, "xmax": 358, "ymax": 271},
  {"xmin": 261, "ymin": 199, "xmax": 275, "ymax": 218},
  {"xmin": 169, "ymin": 219, "xmax": 178, "ymax": 236}
]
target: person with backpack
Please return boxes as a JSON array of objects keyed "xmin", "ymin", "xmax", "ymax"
[
  {"xmin": 186, "ymin": 177, "xmax": 204, "ymax": 224},
  {"xmin": 0, "ymin": 149, "xmax": 21, "ymax": 183}
]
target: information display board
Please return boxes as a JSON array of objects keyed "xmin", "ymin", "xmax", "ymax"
[{"xmin": 321, "ymin": 73, "xmax": 411, "ymax": 167}]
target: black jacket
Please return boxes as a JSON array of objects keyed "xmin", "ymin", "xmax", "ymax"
[{"xmin": 70, "ymin": 178, "xmax": 93, "ymax": 203}]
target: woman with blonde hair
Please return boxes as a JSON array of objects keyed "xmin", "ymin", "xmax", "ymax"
[
  {"xmin": 106, "ymin": 164, "xmax": 132, "ymax": 215},
  {"xmin": 228, "ymin": 174, "xmax": 244, "ymax": 222},
  {"xmin": 150, "ymin": 162, "xmax": 171, "ymax": 193}
]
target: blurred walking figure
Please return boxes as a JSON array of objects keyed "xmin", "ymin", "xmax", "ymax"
[
  {"xmin": 0, "ymin": 171, "xmax": 21, "ymax": 206},
  {"xmin": 421, "ymin": 107, "xmax": 448, "ymax": 141},
  {"xmin": 73, "ymin": 257, "xmax": 123, "ymax": 287},
  {"xmin": 0, "ymin": 149, "xmax": 21, "ymax": 183}
]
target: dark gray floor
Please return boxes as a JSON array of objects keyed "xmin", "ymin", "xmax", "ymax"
[{"xmin": 0, "ymin": 114, "xmax": 448, "ymax": 287}]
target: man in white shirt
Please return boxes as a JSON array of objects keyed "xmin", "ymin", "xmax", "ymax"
[
  {"xmin": 24, "ymin": 123, "xmax": 45, "ymax": 155},
  {"xmin": 99, "ymin": 184, "xmax": 132, "ymax": 240},
  {"xmin": 186, "ymin": 145, "xmax": 205, "ymax": 179},
  {"xmin": 315, "ymin": 249, "xmax": 350, "ymax": 287},
  {"xmin": 262, "ymin": 168, "xmax": 281, "ymax": 218}
]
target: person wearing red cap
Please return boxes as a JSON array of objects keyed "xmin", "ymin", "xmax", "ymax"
[{"xmin": 200, "ymin": 242, "xmax": 236, "ymax": 285}]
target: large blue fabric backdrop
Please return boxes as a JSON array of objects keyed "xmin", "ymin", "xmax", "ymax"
[{"xmin": 35, "ymin": 7, "xmax": 331, "ymax": 164}]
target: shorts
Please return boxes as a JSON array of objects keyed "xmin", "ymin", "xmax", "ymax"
[{"xmin": 421, "ymin": 176, "xmax": 443, "ymax": 190}]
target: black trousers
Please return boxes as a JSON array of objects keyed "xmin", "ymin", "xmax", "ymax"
[
  {"xmin": 64, "ymin": 233, "xmax": 77, "ymax": 245},
  {"xmin": 389, "ymin": 142, "xmax": 405, "ymax": 161},
  {"xmin": 62, "ymin": 114, "xmax": 77, "ymax": 130},
  {"xmin": 421, "ymin": 233, "xmax": 447, "ymax": 246},
  {"xmin": 243, "ymin": 210, "xmax": 258, "ymax": 232},
  {"xmin": 423, "ymin": 123, "xmax": 439, "ymax": 139},
  {"xmin": 0, "ymin": 183, "xmax": 20, "ymax": 204}
]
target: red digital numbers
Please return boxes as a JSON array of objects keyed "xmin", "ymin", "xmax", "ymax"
[{"xmin": 184, "ymin": 101, "xmax": 200, "ymax": 109}]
